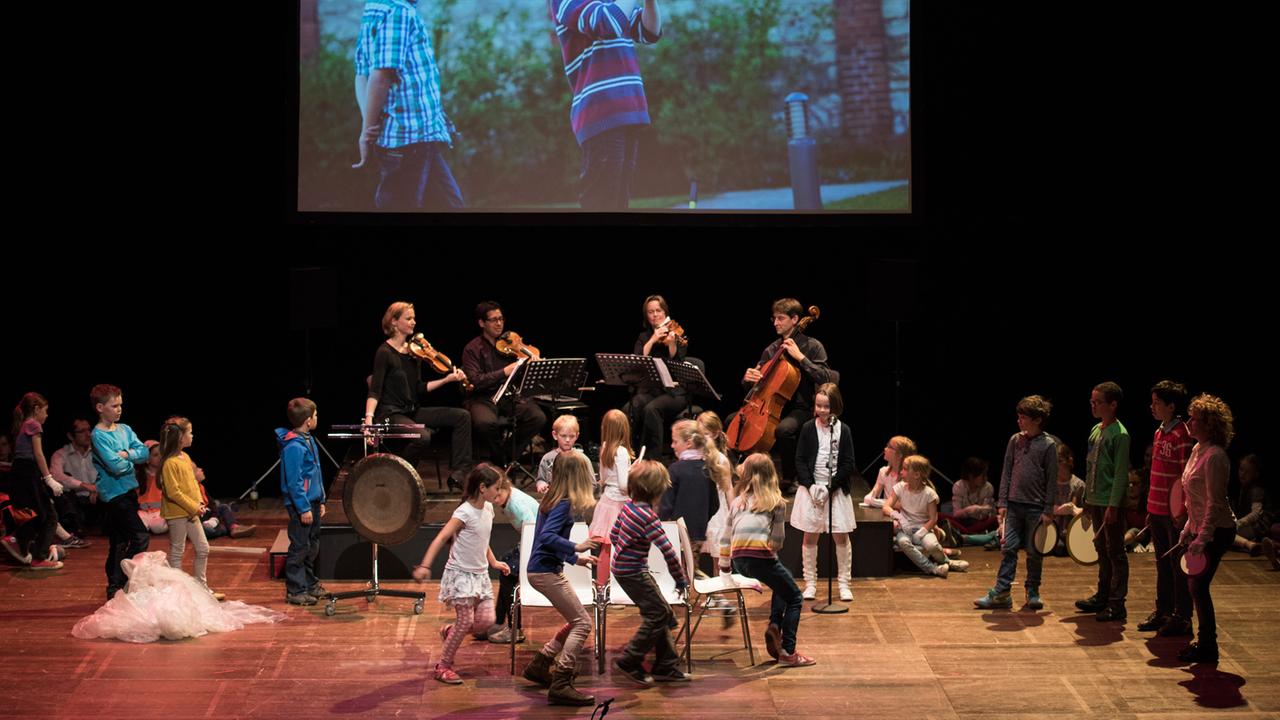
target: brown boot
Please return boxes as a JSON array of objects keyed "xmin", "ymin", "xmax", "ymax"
[
  {"xmin": 547, "ymin": 665, "xmax": 594, "ymax": 706},
  {"xmin": 521, "ymin": 651, "xmax": 555, "ymax": 687}
]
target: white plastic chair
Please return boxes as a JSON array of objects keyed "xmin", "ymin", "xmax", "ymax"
[
  {"xmin": 509, "ymin": 521, "xmax": 598, "ymax": 674},
  {"xmin": 675, "ymin": 517, "xmax": 763, "ymax": 668}
]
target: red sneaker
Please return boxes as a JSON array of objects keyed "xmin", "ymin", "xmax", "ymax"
[
  {"xmin": 778, "ymin": 650, "xmax": 816, "ymax": 667},
  {"xmin": 434, "ymin": 664, "xmax": 463, "ymax": 684}
]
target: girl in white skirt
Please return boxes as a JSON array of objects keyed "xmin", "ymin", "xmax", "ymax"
[
  {"xmin": 791, "ymin": 383, "xmax": 857, "ymax": 601},
  {"xmin": 589, "ymin": 409, "xmax": 636, "ymax": 583},
  {"xmin": 413, "ymin": 464, "xmax": 511, "ymax": 684},
  {"xmin": 697, "ymin": 411, "xmax": 736, "ymax": 559}
]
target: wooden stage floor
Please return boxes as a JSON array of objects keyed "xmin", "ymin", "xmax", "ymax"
[{"xmin": 3, "ymin": 496, "xmax": 1278, "ymax": 719}]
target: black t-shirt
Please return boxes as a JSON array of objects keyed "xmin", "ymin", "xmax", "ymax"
[
  {"xmin": 369, "ymin": 343, "xmax": 422, "ymax": 419},
  {"xmin": 634, "ymin": 327, "xmax": 688, "ymax": 393}
]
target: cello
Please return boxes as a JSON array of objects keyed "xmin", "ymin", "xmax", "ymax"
[{"xmin": 726, "ymin": 306, "xmax": 820, "ymax": 453}]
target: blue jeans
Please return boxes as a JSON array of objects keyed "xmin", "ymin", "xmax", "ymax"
[
  {"xmin": 285, "ymin": 501, "xmax": 322, "ymax": 596},
  {"xmin": 202, "ymin": 503, "xmax": 237, "ymax": 540},
  {"xmin": 579, "ymin": 126, "xmax": 640, "ymax": 211},
  {"xmin": 994, "ymin": 501, "xmax": 1044, "ymax": 594},
  {"xmin": 733, "ymin": 556, "xmax": 803, "ymax": 655},
  {"xmin": 895, "ymin": 528, "xmax": 944, "ymax": 574},
  {"xmin": 374, "ymin": 142, "xmax": 465, "ymax": 210}
]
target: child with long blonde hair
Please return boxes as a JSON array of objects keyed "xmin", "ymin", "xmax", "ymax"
[
  {"xmin": 658, "ymin": 420, "xmax": 726, "ymax": 555},
  {"xmin": 884, "ymin": 455, "xmax": 966, "ymax": 577},
  {"xmin": 521, "ymin": 452, "xmax": 601, "ymax": 706},
  {"xmin": 718, "ymin": 454, "xmax": 815, "ymax": 667},
  {"xmin": 697, "ymin": 411, "xmax": 736, "ymax": 557}
]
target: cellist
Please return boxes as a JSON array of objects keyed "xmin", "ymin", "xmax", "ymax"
[{"xmin": 741, "ymin": 299, "xmax": 838, "ymax": 492}]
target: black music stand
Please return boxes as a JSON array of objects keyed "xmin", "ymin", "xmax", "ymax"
[
  {"xmin": 494, "ymin": 359, "xmax": 586, "ymax": 486},
  {"xmin": 320, "ymin": 422, "xmax": 429, "ymax": 616},
  {"xmin": 529, "ymin": 359, "xmax": 591, "ymax": 474},
  {"xmin": 664, "ymin": 360, "xmax": 721, "ymax": 402},
  {"xmin": 595, "ymin": 353, "xmax": 672, "ymax": 391}
]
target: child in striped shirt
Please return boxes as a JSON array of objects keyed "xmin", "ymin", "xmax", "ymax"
[
  {"xmin": 719, "ymin": 453, "xmax": 815, "ymax": 668},
  {"xmin": 548, "ymin": 0, "xmax": 663, "ymax": 210},
  {"xmin": 610, "ymin": 460, "xmax": 689, "ymax": 685},
  {"xmin": 1139, "ymin": 380, "xmax": 1194, "ymax": 636}
]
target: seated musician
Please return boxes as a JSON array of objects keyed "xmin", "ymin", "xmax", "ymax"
[
  {"xmin": 365, "ymin": 301, "xmax": 473, "ymax": 491},
  {"xmin": 739, "ymin": 298, "xmax": 838, "ymax": 492},
  {"xmin": 461, "ymin": 301, "xmax": 547, "ymax": 465},
  {"xmin": 625, "ymin": 295, "xmax": 688, "ymax": 458}
]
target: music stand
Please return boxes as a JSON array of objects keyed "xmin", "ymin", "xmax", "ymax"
[
  {"xmin": 595, "ymin": 353, "xmax": 671, "ymax": 391},
  {"xmin": 528, "ymin": 359, "xmax": 591, "ymax": 483},
  {"xmin": 664, "ymin": 360, "xmax": 721, "ymax": 401},
  {"xmin": 528, "ymin": 358, "xmax": 589, "ymax": 404},
  {"xmin": 319, "ymin": 422, "xmax": 429, "ymax": 616},
  {"xmin": 494, "ymin": 359, "xmax": 586, "ymax": 486}
]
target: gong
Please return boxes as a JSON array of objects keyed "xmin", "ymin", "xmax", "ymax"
[{"xmin": 342, "ymin": 453, "xmax": 427, "ymax": 546}]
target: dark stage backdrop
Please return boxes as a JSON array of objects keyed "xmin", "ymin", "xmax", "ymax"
[{"xmin": 6, "ymin": 241, "xmax": 1267, "ymax": 506}]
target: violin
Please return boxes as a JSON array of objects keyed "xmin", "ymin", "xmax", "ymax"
[
  {"xmin": 496, "ymin": 331, "xmax": 541, "ymax": 361},
  {"xmin": 659, "ymin": 318, "xmax": 689, "ymax": 347},
  {"xmin": 726, "ymin": 305, "xmax": 820, "ymax": 453},
  {"xmin": 408, "ymin": 333, "xmax": 474, "ymax": 392}
]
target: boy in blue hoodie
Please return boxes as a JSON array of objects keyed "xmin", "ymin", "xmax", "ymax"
[
  {"xmin": 278, "ymin": 398, "xmax": 326, "ymax": 605},
  {"xmin": 90, "ymin": 384, "xmax": 152, "ymax": 599}
]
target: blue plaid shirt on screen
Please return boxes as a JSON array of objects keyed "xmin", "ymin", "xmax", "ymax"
[{"xmin": 354, "ymin": 0, "xmax": 453, "ymax": 148}]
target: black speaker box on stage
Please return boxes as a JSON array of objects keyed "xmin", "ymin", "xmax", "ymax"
[{"xmin": 315, "ymin": 523, "xmax": 521, "ymax": 581}]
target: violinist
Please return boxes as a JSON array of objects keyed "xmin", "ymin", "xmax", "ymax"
[
  {"xmin": 461, "ymin": 301, "xmax": 547, "ymax": 464},
  {"xmin": 626, "ymin": 295, "xmax": 688, "ymax": 457},
  {"xmin": 741, "ymin": 298, "xmax": 838, "ymax": 491},
  {"xmin": 365, "ymin": 301, "xmax": 474, "ymax": 492}
]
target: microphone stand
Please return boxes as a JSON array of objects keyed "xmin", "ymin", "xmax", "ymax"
[{"xmin": 813, "ymin": 418, "xmax": 848, "ymax": 614}]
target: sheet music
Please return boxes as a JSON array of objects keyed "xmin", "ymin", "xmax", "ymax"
[
  {"xmin": 491, "ymin": 357, "xmax": 527, "ymax": 404},
  {"xmin": 652, "ymin": 359, "xmax": 675, "ymax": 388}
]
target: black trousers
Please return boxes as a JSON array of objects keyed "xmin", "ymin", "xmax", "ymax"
[
  {"xmin": 466, "ymin": 398, "xmax": 546, "ymax": 464},
  {"xmin": 103, "ymin": 490, "xmax": 150, "ymax": 595}
]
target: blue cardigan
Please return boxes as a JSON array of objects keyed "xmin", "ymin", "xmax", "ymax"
[{"xmin": 529, "ymin": 499, "xmax": 579, "ymax": 574}]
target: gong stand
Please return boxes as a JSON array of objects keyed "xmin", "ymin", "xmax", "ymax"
[{"xmin": 323, "ymin": 423, "xmax": 429, "ymax": 616}]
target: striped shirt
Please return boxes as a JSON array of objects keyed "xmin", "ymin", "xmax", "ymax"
[
  {"xmin": 355, "ymin": 0, "xmax": 452, "ymax": 149},
  {"xmin": 718, "ymin": 495, "xmax": 787, "ymax": 567},
  {"xmin": 549, "ymin": 0, "xmax": 661, "ymax": 146},
  {"xmin": 1148, "ymin": 419, "xmax": 1192, "ymax": 515},
  {"xmin": 609, "ymin": 501, "xmax": 685, "ymax": 582}
]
